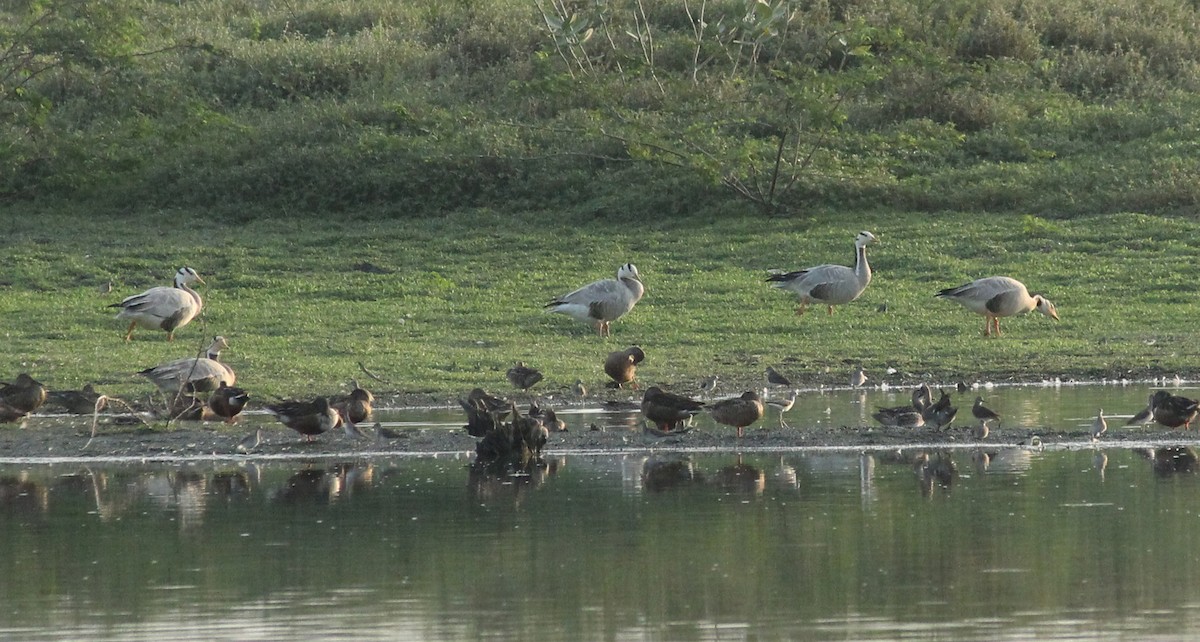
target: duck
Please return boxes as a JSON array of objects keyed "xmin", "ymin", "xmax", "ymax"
[
  {"xmin": 935, "ymin": 276, "xmax": 1059, "ymax": 337},
  {"xmin": 707, "ymin": 391, "xmax": 764, "ymax": 438},
  {"xmin": 544, "ymin": 263, "xmax": 645, "ymax": 337},
  {"xmin": 872, "ymin": 405, "xmax": 925, "ymax": 428},
  {"xmin": 207, "ymin": 381, "xmax": 250, "ymax": 424},
  {"xmin": 506, "ymin": 362, "xmax": 544, "ymax": 391},
  {"xmin": 266, "ymin": 397, "xmax": 340, "ymax": 442},
  {"xmin": 766, "ymin": 391, "xmax": 797, "ymax": 428},
  {"xmin": 923, "ymin": 390, "xmax": 958, "ymax": 430},
  {"xmin": 1149, "ymin": 390, "xmax": 1200, "ymax": 429},
  {"xmin": 911, "ymin": 384, "xmax": 933, "ymax": 413},
  {"xmin": 765, "ymin": 366, "xmax": 792, "ymax": 387},
  {"xmin": 641, "ymin": 386, "xmax": 705, "ymax": 432},
  {"xmin": 766, "ymin": 230, "xmax": 877, "ymax": 316},
  {"xmin": 1091, "ymin": 409, "xmax": 1107, "ymax": 442},
  {"xmin": 138, "ymin": 336, "xmax": 236, "ymax": 395},
  {"xmin": 972, "ymin": 396, "xmax": 1001, "ymax": 427},
  {"xmin": 333, "ymin": 384, "xmax": 374, "ymax": 424},
  {"xmin": 604, "ymin": 346, "xmax": 645, "ymax": 389},
  {"xmin": 109, "ymin": 267, "xmax": 204, "ymax": 341},
  {"xmin": 529, "ymin": 401, "xmax": 567, "ymax": 432},
  {"xmin": 0, "ymin": 373, "xmax": 47, "ymax": 414},
  {"xmin": 45, "ymin": 383, "xmax": 107, "ymax": 414}
]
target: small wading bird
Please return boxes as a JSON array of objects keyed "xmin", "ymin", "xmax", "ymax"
[
  {"xmin": 544, "ymin": 263, "xmax": 645, "ymax": 337},
  {"xmin": 573, "ymin": 379, "xmax": 588, "ymax": 398},
  {"xmin": 236, "ymin": 429, "xmax": 262, "ymax": 454},
  {"xmin": 707, "ymin": 391, "xmax": 764, "ymax": 438},
  {"xmin": 641, "ymin": 386, "xmax": 705, "ymax": 433},
  {"xmin": 765, "ymin": 366, "xmax": 792, "ymax": 388},
  {"xmin": 605, "ymin": 346, "xmax": 645, "ymax": 389},
  {"xmin": 506, "ymin": 362, "xmax": 543, "ymax": 391},
  {"xmin": 699, "ymin": 375, "xmax": 719, "ymax": 398},
  {"xmin": 766, "ymin": 391, "xmax": 797, "ymax": 428},
  {"xmin": 851, "ymin": 367, "xmax": 867, "ymax": 389},
  {"xmin": 1091, "ymin": 409, "xmax": 1107, "ymax": 442},
  {"xmin": 767, "ymin": 231, "xmax": 877, "ymax": 317},
  {"xmin": 109, "ymin": 267, "xmax": 205, "ymax": 341},
  {"xmin": 267, "ymin": 397, "xmax": 340, "ymax": 442},
  {"xmin": 972, "ymin": 396, "xmax": 1001, "ymax": 427},
  {"xmin": 935, "ymin": 276, "xmax": 1059, "ymax": 337}
]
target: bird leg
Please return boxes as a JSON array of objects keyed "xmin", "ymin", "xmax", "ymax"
[
  {"xmin": 983, "ymin": 315, "xmax": 994, "ymax": 337},
  {"xmin": 826, "ymin": 306, "xmax": 834, "ymax": 316},
  {"xmin": 737, "ymin": 426, "xmax": 744, "ymax": 438},
  {"xmin": 794, "ymin": 303, "xmax": 809, "ymax": 316},
  {"xmin": 124, "ymin": 322, "xmax": 137, "ymax": 342}
]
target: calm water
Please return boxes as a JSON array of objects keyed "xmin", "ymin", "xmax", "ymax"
[{"xmin": 5, "ymin": 384, "xmax": 1200, "ymax": 641}]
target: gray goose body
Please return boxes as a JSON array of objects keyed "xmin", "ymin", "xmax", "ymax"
[
  {"xmin": 110, "ymin": 267, "xmax": 204, "ymax": 341},
  {"xmin": 545, "ymin": 263, "xmax": 644, "ymax": 336},
  {"xmin": 139, "ymin": 336, "xmax": 235, "ymax": 394},
  {"xmin": 767, "ymin": 231, "xmax": 876, "ymax": 316},
  {"xmin": 936, "ymin": 276, "xmax": 1058, "ymax": 336}
]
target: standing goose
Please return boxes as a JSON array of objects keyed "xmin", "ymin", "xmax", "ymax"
[
  {"xmin": 707, "ymin": 391, "xmax": 765, "ymax": 438},
  {"xmin": 767, "ymin": 231, "xmax": 877, "ymax": 316},
  {"xmin": 936, "ymin": 276, "xmax": 1059, "ymax": 337},
  {"xmin": 545, "ymin": 263, "xmax": 645, "ymax": 337},
  {"xmin": 604, "ymin": 346, "xmax": 645, "ymax": 389},
  {"xmin": 110, "ymin": 267, "xmax": 205, "ymax": 341},
  {"xmin": 138, "ymin": 336, "xmax": 236, "ymax": 395}
]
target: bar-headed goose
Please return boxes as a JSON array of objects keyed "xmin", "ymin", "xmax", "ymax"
[
  {"xmin": 767, "ymin": 231, "xmax": 877, "ymax": 316},
  {"xmin": 545, "ymin": 263, "xmax": 644, "ymax": 336},
  {"xmin": 138, "ymin": 336, "xmax": 235, "ymax": 395},
  {"xmin": 936, "ymin": 276, "xmax": 1058, "ymax": 336},
  {"xmin": 109, "ymin": 267, "xmax": 204, "ymax": 341}
]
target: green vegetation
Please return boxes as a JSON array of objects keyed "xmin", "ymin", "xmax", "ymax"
[{"xmin": 2, "ymin": 1, "xmax": 1200, "ymax": 404}]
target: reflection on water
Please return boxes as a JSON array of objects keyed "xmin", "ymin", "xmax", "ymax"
[{"xmin": 4, "ymin": 448, "xmax": 1200, "ymax": 640}]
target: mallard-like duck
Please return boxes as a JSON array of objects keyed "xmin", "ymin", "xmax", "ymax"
[
  {"xmin": 529, "ymin": 401, "xmax": 567, "ymax": 433},
  {"xmin": 765, "ymin": 366, "xmax": 792, "ymax": 387},
  {"xmin": 506, "ymin": 362, "xmax": 544, "ymax": 391},
  {"xmin": 972, "ymin": 396, "xmax": 1001, "ymax": 427},
  {"xmin": 138, "ymin": 336, "xmax": 235, "ymax": 394},
  {"xmin": 642, "ymin": 386, "xmax": 705, "ymax": 432},
  {"xmin": 0, "ymin": 373, "xmax": 47, "ymax": 414},
  {"xmin": 923, "ymin": 390, "xmax": 958, "ymax": 430},
  {"xmin": 1091, "ymin": 409, "xmax": 1107, "ymax": 441},
  {"xmin": 872, "ymin": 406, "xmax": 925, "ymax": 428},
  {"xmin": 0, "ymin": 402, "xmax": 28, "ymax": 423},
  {"xmin": 1149, "ymin": 390, "xmax": 1200, "ymax": 429},
  {"xmin": 109, "ymin": 267, "xmax": 204, "ymax": 341},
  {"xmin": 333, "ymin": 385, "xmax": 374, "ymax": 424},
  {"xmin": 767, "ymin": 231, "xmax": 877, "ymax": 316},
  {"xmin": 267, "ymin": 397, "xmax": 340, "ymax": 442},
  {"xmin": 766, "ymin": 391, "xmax": 797, "ymax": 428},
  {"xmin": 936, "ymin": 276, "xmax": 1059, "ymax": 337},
  {"xmin": 207, "ymin": 381, "xmax": 250, "ymax": 424},
  {"xmin": 707, "ymin": 391, "xmax": 764, "ymax": 438},
  {"xmin": 604, "ymin": 346, "xmax": 645, "ymax": 389},
  {"xmin": 912, "ymin": 384, "xmax": 933, "ymax": 413},
  {"xmin": 544, "ymin": 263, "xmax": 645, "ymax": 337},
  {"xmin": 45, "ymin": 383, "xmax": 107, "ymax": 414}
]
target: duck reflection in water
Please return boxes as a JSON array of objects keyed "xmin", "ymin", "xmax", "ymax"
[
  {"xmin": 712, "ymin": 456, "xmax": 766, "ymax": 495},
  {"xmin": 468, "ymin": 456, "xmax": 565, "ymax": 504},
  {"xmin": 1138, "ymin": 446, "xmax": 1199, "ymax": 476},
  {"xmin": 0, "ymin": 474, "xmax": 49, "ymax": 514},
  {"xmin": 913, "ymin": 451, "xmax": 958, "ymax": 498},
  {"xmin": 642, "ymin": 456, "xmax": 700, "ymax": 492},
  {"xmin": 273, "ymin": 467, "xmax": 343, "ymax": 504}
]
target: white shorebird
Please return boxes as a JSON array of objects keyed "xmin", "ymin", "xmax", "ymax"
[{"xmin": 766, "ymin": 391, "xmax": 798, "ymax": 428}]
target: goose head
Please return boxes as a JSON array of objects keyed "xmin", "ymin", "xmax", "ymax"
[
  {"xmin": 854, "ymin": 231, "xmax": 878, "ymax": 248},
  {"xmin": 207, "ymin": 336, "xmax": 230, "ymax": 357},
  {"xmin": 617, "ymin": 263, "xmax": 641, "ymax": 281},
  {"xmin": 1034, "ymin": 296, "xmax": 1059, "ymax": 320},
  {"xmin": 174, "ymin": 267, "xmax": 205, "ymax": 287}
]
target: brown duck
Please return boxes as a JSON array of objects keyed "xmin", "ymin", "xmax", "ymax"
[
  {"xmin": 267, "ymin": 397, "xmax": 340, "ymax": 442},
  {"xmin": 333, "ymin": 385, "xmax": 374, "ymax": 424},
  {"xmin": 707, "ymin": 391, "xmax": 764, "ymax": 438},
  {"xmin": 641, "ymin": 386, "xmax": 704, "ymax": 432},
  {"xmin": 605, "ymin": 346, "xmax": 645, "ymax": 389},
  {"xmin": 208, "ymin": 382, "xmax": 250, "ymax": 424},
  {"xmin": 0, "ymin": 373, "xmax": 47, "ymax": 415},
  {"xmin": 506, "ymin": 362, "xmax": 544, "ymax": 391},
  {"xmin": 45, "ymin": 383, "xmax": 107, "ymax": 414}
]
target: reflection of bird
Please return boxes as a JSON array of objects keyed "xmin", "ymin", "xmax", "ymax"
[
  {"xmin": 972, "ymin": 396, "xmax": 1001, "ymax": 427},
  {"xmin": 767, "ymin": 231, "xmax": 877, "ymax": 316},
  {"xmin": 1148, "ymin": 390, "xmax": 1200, "ymax": 429},
  {"xmin": 109, "ymin": 266, "xmax": 204, "ymax": 341},
  {"xmin": 267, "ymin": 397, "xmax": 340, "ymax": 442},
  {"xmin": 573, "ymin": 379, "xmax": 588, "ymax": 398},
  {"xmin": 766, "ymin": 391, "xmax": 797, "ymax": 428},
  {"xmin": 641, "ymin": 386, "xmax": 704, "ymax": 432},
  {"xmin": 544, "ymin": 263, "xmax": 645, "ymax": 337},
  {"xmin": 506, "ymin": 362, "xmax": 544, "ymax": 391},
  {"xmin": 46, "ymin": 383, "xmax": 107, "ymax": 414},
  {"xmin": 935, "ymin": 276, "xmax": 1059, "ymax": 337},
  {"xmin": 207, "ymin": 381, "xmax": 249, "ymax": 424},
  {"xmin": 236, "ymin": 429, "xmax": 262, "ymax": 454},
  {"xmin": 1091, "ymin": 409, "xmax": 1107, "ymax": 442},
  {"xmin": 0, "ymin": 373, "xmax": 47, "ymax": 414},
  {"xmin": 707, "ymin": 391, "xmax": 764, "ymax": 438},
  {"xmin": 851, "ymin": 367, "xmax": 867, "ymax": 389},
  {"xmin": 138, "ymin": 336, "xmax": 236, "ymax": 394},
  {"xmin": 699, "ymin": 375, "xmax": 719, "ymax": 398},
  {"xmin": 604, "ymin": 346, "xmax": 645, "ymax": 389},
  {"xmin": 765, "ymin": 366, "xmax": 792, "ymax": 387}
]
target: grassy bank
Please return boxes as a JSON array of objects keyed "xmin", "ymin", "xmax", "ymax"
[{"xmin": 2, "ymin": 206, "xmax": 1198, "ymax": 406}]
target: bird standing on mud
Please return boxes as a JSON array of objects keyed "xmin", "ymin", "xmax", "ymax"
[
  {"xmin": 604, "ymin": 346, "xmax": 645, "ymax": 389},
  {"xmin": 707, "ymin": 391, "xmax": 765, "ymax": 438},
  {"xmin": 766, "ymin": 391, "xmax": 797, "ymax": 428},
  {"xmin": 972, "ymin": 397, "xmax": 1001, "ymax": 427},
  {"xmin": 1091, "ymin": 409, "xmax": 1107, "ymax": 442}
]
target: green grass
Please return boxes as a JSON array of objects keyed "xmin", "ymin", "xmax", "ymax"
[{"xmin": 2, "ymin": 206, "xmax": 1198, "ymax": 406}]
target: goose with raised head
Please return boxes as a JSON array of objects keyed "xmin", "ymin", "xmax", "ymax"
[
  {"xmin": 545, "ymin": 263, "xmax": 645, "ymax": 337},
  {"xmin": 604, "ymin": 346, "xmax": 645, "ymax": 389},
  {"xmin": 641, "ymin": 386, "xmax": 705, "ymax": 432},
  {"xmin": 767, "ymin": 231, "xmax": 877, "ymax": 316},
  {"xmin": 707, "ymin": 391, "xmax": 764, "ymax": 438},
  {"xmin": 109, "ymin": 267, "xmax": 204, "ymax": 341},
  {"xmin": 138, "ymin": 336, "xmax": 236, "ymax": 395},
  {"xmin": 936, "ymin": 276, "xmax": 1058, "ymax": 337}
]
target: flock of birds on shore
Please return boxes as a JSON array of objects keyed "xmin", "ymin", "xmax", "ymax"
[{"xmin": 0, "ymin": 230, "xmax": 1193, "ymax": 459}]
